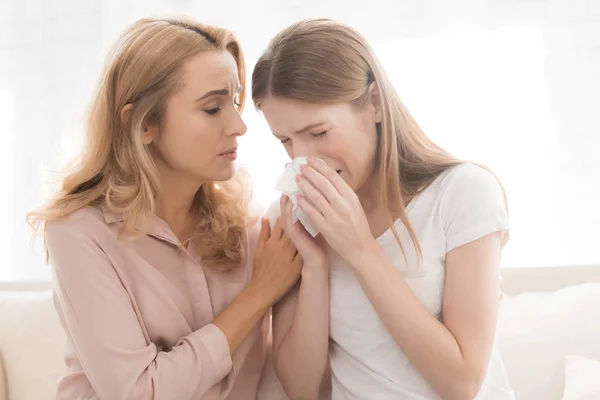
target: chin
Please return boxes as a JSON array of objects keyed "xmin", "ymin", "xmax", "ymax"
[
  {"xmin": 340, "ymin": 174, "xmax": 359, "ymax": 192},
  {"xmin": 210, "ymin": 165, "xmax": 237, "ymax": 182}
]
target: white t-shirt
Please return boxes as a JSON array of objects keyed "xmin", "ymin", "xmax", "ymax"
[{"xmin": 266, "ymin": 163, "xmax": 515, "ymax": 400}]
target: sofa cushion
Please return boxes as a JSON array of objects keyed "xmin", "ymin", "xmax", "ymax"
[
  {"xmin": 562, "ymin": 355, "xmax": 600, "ymax": 400},
  {"xmin": 0, "ymin": 289, "xmax": 67, "ymax": 400},
  {"xmin": 498, "ymin": 283, "xmax": 600, "ymax": 400}
]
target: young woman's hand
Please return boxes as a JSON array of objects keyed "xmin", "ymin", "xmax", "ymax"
[
  {"xmin": 295, "ymin": 157, "xmax": 378, "ymax": 264},
  {"xmin": 279, "ymin": 194, "xmax": 329, "ymax": 272}
]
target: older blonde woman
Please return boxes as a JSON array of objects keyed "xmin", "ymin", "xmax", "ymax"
[{"xmin": 27, "ymin": 18, "xmax": 304, "ymax": 400}]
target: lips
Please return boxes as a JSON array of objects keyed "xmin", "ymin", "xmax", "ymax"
[{"xmin": 219, "ymin": 147, "xmax": 237, "ymax": 155}]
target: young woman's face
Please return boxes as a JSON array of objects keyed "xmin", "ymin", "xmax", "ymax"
[
  {"xmin": 146, "ymin": 50, "xmax": 247, "ymax": 183},
  {"xmin": 260, "ymin": 96, "xmax": 380, "ymax": 193}
]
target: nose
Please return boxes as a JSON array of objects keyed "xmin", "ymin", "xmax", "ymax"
[
  {"xmin": 290, "ymin": 140, "xmax": 319, "ymax": 160},
  {"xmin": 226, "ymin": 108, "xmax": 247, "ymax": 137},
  {"xmin": 290, "ymin": 141, "xmax": 307, "ymax": 159}
]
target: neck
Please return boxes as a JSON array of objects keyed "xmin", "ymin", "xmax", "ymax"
[
  {"xmin": 155, "ymin": 164, "xmax": 203, "ymax": 243},
  {"xmin": 356, "ymin": 172, "xmax": 382, "ymax": 216},
  {"xmin": 355, "ymin": 170, "xmax": 413, "ymax": 238}
]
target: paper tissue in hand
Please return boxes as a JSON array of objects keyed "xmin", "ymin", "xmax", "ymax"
[{"xmin": 274, "ymin": 157, "xmax": 320, "ymax": 237}]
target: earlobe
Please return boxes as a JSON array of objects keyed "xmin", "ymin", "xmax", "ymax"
[{"xmin": 368, "ymin": 82, "xmax": 383, "ymax": 123}]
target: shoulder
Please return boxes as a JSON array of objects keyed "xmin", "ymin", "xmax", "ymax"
[
  {"xmin": 244, "ymin": 197, "xmax": 282, "ymax": 252},
  {"xmin": 45, "ymin": 206, "xmax": 118, "ymax": 276},
  {"xmin": 45, "ymin": 205, "xmax": 109, "ymax": 241},
  {"xmin": 45, "ymin": 206, "xmax": 117, "ymax": 264},
  {"xmin": 438, "ymin": 163, "xmax": 503, "ymax": 199},
  {"xmin": 416, "ymin": 163, "xmax": 506, "ymax": 213},
  {"xmin": 435, "ymin": 163, "xmax": 509, "ymax": 250}
]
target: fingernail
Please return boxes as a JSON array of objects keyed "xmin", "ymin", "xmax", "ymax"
[
  {"xmin": 300, "ymin": 164, "xmax": 308, "ymax": 172},
  {"xmin": 295, "ymin": 174, "xmax": 303, "ymax": 182},
  {"xmin": 307, "ymin": 157, "xmax": 317, "ymax": 165}
]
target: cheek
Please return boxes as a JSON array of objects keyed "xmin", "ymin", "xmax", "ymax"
[
  {"xmin": 158, "ymin": 112, "xmax": 217, "ymax": 168},
  {"xmin": 338, "ymin": 132, "xmax": 378, "ymax": 188}
]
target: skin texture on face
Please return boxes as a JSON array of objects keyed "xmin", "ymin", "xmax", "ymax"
[
  {"xmin": 260, "ymin": 96, "xmax": 380, "ymax": 196},
  {"xmin": 146, "ymin": 50, "xmax": 247, "ymax": 186}
]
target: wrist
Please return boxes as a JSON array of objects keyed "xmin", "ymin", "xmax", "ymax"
[
  {"xmin": 245, "ymin": 281, "xmax": 278, "ymax": 309},
  {"xmin": 301, "ymin": 259, "xmax": 329, "ymax": 280},
  {"xmin": 348, "ymin": 240, "xmax": 382, "ymax": 272}
]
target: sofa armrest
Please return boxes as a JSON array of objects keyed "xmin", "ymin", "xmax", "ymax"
[{"xmin": 0, "ymin": 351, "xmax": 7, "ymax": 400}]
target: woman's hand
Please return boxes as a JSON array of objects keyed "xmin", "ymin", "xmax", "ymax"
[
  {"xmin": 280, "ymin": 194, "xmax": 329, "ymax": 271},
  {"xmin": 250, "ymin": 218, "xmax": 303, "ymax": 304},
  {"xmin": 295, "ymin": 157, "xmax": 378, "ymax": 264}
]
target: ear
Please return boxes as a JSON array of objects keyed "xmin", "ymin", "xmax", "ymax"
[
  {"xmin": 367, "ymin": 82, "xmax": 382, "ymax": 123},
  {"xmin": 120, "ymin": 103, "xmax": 156, "ymax": 145},
  {"xmin": 141, "ymin": 124, "xmax": 157, "ymax": 146},
  {"xmin": 120, "ymin": 103, "xmax": 133, "ymax": 124}
]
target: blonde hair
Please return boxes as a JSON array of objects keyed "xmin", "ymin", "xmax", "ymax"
[
  {"xmin": 27, "ymin": 17, "xmax": 253, "ymax": 272},
  {"xmin": 252, "ymin": 19, "xmax": 466, "ymax": 261}
]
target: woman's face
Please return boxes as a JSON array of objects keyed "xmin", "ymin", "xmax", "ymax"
[
  {"xmin": 146, "ymin": 50, "xmax": 247, "ymax": 184},
  {"xmin": 260, "ymin": 96, "xmax": 380, "ymax": 193}
]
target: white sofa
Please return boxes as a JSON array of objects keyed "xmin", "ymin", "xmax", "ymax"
[{"xmin": 1, "ymin": 266, "xmax": 600, "ymax": 400}]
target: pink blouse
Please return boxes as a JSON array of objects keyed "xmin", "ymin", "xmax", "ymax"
[{"xmin": 46, "ymin": 205, "xmax": 271, "ymax": 399}]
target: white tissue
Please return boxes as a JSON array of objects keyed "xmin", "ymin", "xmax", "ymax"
[{"xmin": 274, "ymin": 157, "xmax": 320, "ymax": 237}]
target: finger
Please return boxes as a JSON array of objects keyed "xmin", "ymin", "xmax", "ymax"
[
  {"xmin": 292, "ymin": 252, "xmax": 304, "ymax": 271},
  {"xmin": 280, "ymin": 196, "xmax": 295, "ymax": 232},
  {"xmin": 280, "ymin": 195, "xmax": 320, "ymax": 256},
  {"xmin": 279, "ymin": 230, "xmax": 297, "ymax": 256},
  {"xmin": 300, "ymin": 165, "xmax": 344, "ymax": 210},
  {"xmin": 257, "ymin": 218, "xmax": 270, "ymax": 248},
  {"xmin": 297, "ymin": 194, "xmax": 327, "ymax": 230},
  {"xmin": 296, "ymin": 174, "xmax": 334, "ymax": 218},
  {"xmin": 307, "ymin": 156, "xmax": 355, "ymax": 199},
  {"xmin": 271, "ymin": 217, "xmax": 284, "ymax": 240},
  {"xmin": 280, "ymin": 195, "xmax": 290, "ymax": 226}
]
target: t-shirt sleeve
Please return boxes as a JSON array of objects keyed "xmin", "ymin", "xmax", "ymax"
[{"xmin": 441, "ymin": 164, "xmax": 509, "ymax": 253}]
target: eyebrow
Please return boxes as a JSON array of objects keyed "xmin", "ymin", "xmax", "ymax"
[
  {"xmin": 273, "ymin": 122, "xmax": 327, "ymax": 139},
  {"xmin": 195, "ymin": 84, "xmax": 241, "ymax": 102},
  {"xmin": 294, "ymin": 122, "xmax": 327, "ymax": 134}
]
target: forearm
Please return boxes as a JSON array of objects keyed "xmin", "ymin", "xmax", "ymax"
[
  {"xmin": 351, "ymin": 249, "xmax": 489, "ymax": 400},
  {"xmin": 274, "ymin": 266, "xmax": 330, "ymax": 399},
  {"xmin": 213, "ymin": 285, "xmax": 273, "ymax": 353}
]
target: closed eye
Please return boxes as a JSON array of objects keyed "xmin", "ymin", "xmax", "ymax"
[
  {"xmin": 205, "ymin": 107, "xmax": 221, "ymax": 115},
  {"xmin": 311, "ymin": 131, "xmax": 327, "ymax": 138}
]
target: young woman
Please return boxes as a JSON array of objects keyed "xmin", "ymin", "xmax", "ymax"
[
  {"xmin": 254, "ymin": 19, "xmax": 514, "ymax": 400},
  {"xmin": 27, "ymin": 18, "xmax": 303, "ymax": 400}
]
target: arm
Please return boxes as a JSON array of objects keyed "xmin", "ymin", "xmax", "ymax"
[
  {"xmin": 272, "ymin": 267, "xmax": 330, "ymax": 400},
  {"xmin": 267, "ymin": 197, "xmax": 331, "ymax": 400},
  {"xmin": 48, "ymin": 217, "xmax": 297, "ymax": 400},
  {"xmin": 294, "ymin": 158, "xmax": 507, "ymax": 400},
  {"xmin": 350, "ymin": 233, "xmax": 502, "ymax": 400}
]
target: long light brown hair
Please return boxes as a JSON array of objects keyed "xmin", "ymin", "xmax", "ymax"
[
  {"xmin": 252, "ymin": 19, "xmax": 468, "ymax": 261},
  {"xmin": 27, "ymin": 17, "xmax": 253, "ymax": 272}
]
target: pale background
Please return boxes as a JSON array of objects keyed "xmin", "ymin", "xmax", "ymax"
[{"xmin": 1, "ymin": 0, "xmax": 599, "ymax": 281}]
